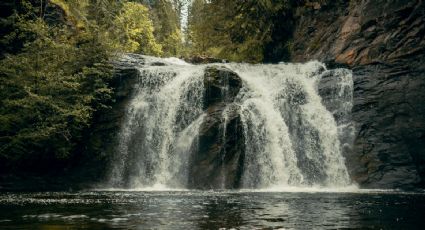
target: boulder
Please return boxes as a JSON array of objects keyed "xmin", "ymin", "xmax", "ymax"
[
  {"xmin": 189, "ymin": 66, "xmax": 245, "ymax": 189},
  {"xmin": 184, "ymin": 56, "xmax": 228, "ymax": 64}
]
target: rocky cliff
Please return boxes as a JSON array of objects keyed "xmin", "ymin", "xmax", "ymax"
[{"xmin": 291, "ymin": 0, "xmax": 425, "ymax": 188}]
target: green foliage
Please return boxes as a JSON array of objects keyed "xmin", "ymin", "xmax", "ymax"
[
  {"xmin": 186, "ymin": 0, "xmax": 209, "ymax": 54},
  {"xmin": 0, "ymin": 1, "xmax": 114, "ymax": 171},
  {"xmin": 150, "ymin": 0, "xmax": 183, "ymax": 57},
  {"xmin": 113, "ymin": 2, "xmax": 162, "ymax": 55},
  {"xmin": 186, "ymin": 0, "xmax": 294, "ymax": 63}
]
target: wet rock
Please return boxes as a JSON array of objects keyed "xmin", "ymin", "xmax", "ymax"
[
  {"xmin": 292, "ymin": 0, "xmax": 425, "ymax": 189},
  {"xmin": 189, "ymin": 103, "xmax": 245, "ymax": 189},
  {"xmin": 185, "ymin": 56, "xmax": 228, "ymax": 64},
  {"xmin": 203, "ymin": 66, "xmax": 243, "ymax": 108},
  {"xmin": 188, "ymin": 66, "xmax": 245, "ymax": 189}
]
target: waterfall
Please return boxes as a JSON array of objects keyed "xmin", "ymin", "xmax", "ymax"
[
  {"xmin": 110, "ymin": 56, "xmax": 206, "ymax": 188},
  {"xmin": 109, "ymin": 55, "xmax": 354, "ymax": 189},
  {"xmin": 230, "ymin": 62, "xmax": 352, "ymax": 188}
]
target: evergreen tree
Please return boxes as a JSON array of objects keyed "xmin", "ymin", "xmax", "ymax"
[
  {"xmin": 186, "ymin": 0, "xmax": 293, "ymax": 62},
  {"xmin": 150, "ymin": 0, "xmax": 182, "ymax": 56}
]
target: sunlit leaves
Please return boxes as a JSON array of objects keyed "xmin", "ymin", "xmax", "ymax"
[{"xmin": 113, "ymin": 2, "xmax": 163, "ymax": 55}]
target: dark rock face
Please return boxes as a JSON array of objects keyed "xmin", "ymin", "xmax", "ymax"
[
  {"xmin": 189, "ymin": 67, "xmax": 245, "ymax": 189},
  {"xmin": 349, "ymin": 63, "xmax": 425, "ymax": 189},
  {"xmin": 292, "ymin": 0, "xmax": 425, "ymax": 189},
  {"xmin": 72, "ymin": 55, "xmax": 144, "ymax": 185},
  {"xmin": 203, "ymin": 67, "xmax": 243, "ymax": 108}
]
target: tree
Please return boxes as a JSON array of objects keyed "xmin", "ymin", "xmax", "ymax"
[
  {"xmin": 150, "ymin": 0, "xmax": 183, "ymax": 56},
  {"xmin": 186, "ymin": 0, "xmax": 293, "ymax": 62},
  {"xmin": 0, "ymin": 0, "xmax": 114, "ymax": 172},
  {"xmin": 186, "ymin": 0, "xmax": 209, "ymax": 54},
  {"xmin": 113, "ymin": 2, "xmax": 162, "ymax": 55}
]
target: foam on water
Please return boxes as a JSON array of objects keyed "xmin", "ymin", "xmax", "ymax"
[{"xmin": 93, "ymin": 188, "xmax": 423, "ymax": 195}]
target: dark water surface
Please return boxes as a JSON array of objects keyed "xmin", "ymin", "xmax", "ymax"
[{"xmin": 0, "ymin": 190, "xmax": 424, "ymax": 229}]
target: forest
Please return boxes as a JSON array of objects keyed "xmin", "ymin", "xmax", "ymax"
[{"xmin": 0, "ymin": 0, "xmax": 300, "ymax": 174}]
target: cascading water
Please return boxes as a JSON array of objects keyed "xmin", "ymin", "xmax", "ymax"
[
  {"xmin": 231, "ymin": 62, "xmax": 352, "ymax": 188},
  {"xmin": 109, "ymin": 55, "xmax": 354, "ymax": 189},
  {"xmin": 110, "ymin": 57, "xmax": 206, "ymax": 188}
]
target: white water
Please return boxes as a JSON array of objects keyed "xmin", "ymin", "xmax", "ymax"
[
  {"xmin": 229, "ymin": 62, "xmax": 353, "ymax": 188},
  {"xmin": 109, "ymin": 55, "xmax": 354, "ymax": 190},
  {"xmin": 110, "ymin": 62, "xmax": 205, "ymax": 188}
]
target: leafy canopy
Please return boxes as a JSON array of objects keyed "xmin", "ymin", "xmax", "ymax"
[{"xmin": 113, "ymin": 2, "xmax": 163, "ymax": 55}]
